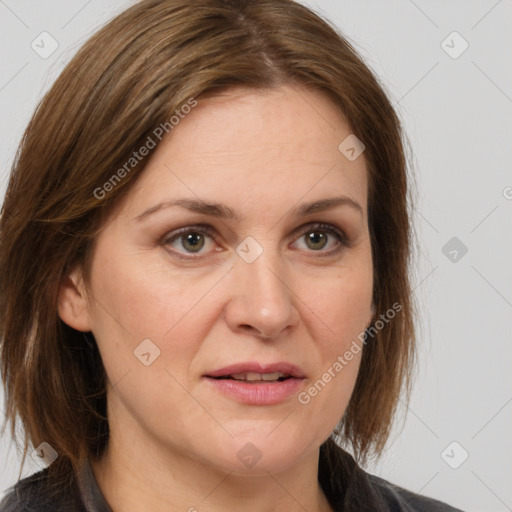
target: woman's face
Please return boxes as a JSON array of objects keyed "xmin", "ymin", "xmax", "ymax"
[{"xmin": 63, "ymin": 84, "xmax": 373, "ymax": 475}]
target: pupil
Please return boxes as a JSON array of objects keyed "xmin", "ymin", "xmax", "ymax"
[
  {"xmin": 183, "ymin": 233, "xmax": 204, "ymax": 252},
  {"xmin": 307, "ymin": 232, "xmax": 327, "ymax": 250}
]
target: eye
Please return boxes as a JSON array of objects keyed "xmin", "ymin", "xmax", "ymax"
[
  {"xmin": 291, "ymin": 222, "xmax": 347, "ymax": 254},
  {"xmin": 162, "ymin": 225, "xmax": 219, "ymax": 258},
  {"xmin": 161, "ymin": 222, "xmax": 348, "ymax": 260}
]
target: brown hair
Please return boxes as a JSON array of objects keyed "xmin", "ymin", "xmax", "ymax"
[{"xmin": 0, "ymin": 0, "xmax": 415, "ymax": 498}]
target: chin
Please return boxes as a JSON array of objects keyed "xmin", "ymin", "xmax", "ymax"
[{"xmin": 201, "ymin": 434, "xmax": 316, "ymax": 477}]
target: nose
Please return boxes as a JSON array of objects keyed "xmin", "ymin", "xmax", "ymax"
[{"xmin": 224, "ymin": 250, "xmax": 300, "ymax": 340}]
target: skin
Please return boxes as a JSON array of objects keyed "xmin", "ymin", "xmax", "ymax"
[{"xmin": 58, "ymin": 84, "xmax": 373, "ymax": 512}]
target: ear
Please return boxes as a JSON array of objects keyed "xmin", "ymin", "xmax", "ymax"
[{"xmin": 57, "ymin": 267, "xmax": 93, "ymax": 332}]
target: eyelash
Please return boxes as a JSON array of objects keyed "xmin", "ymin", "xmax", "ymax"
[{"xmin": 160, "ymin": 222, "xmax": 349, "ymax": 260}]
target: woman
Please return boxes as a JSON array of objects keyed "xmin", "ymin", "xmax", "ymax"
[{"xmin": 0, "ymin": 0, "xmax": 462, "ymax": 510}]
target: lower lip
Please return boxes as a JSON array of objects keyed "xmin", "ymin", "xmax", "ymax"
[{"xmin": 203, "ymin": 376, "xmax": 305, "ymax": 405}]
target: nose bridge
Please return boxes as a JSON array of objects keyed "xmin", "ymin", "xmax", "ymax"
[
  {"xmin": 243, "ymin": 248, "xmax": 287, "ymax": 302},
  {"xmin": 228, "ymin": 239, "xmax": 299, "ymax": 337}
]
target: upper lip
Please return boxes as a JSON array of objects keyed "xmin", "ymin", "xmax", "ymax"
[{"xmin": 205, "ymin": 362, "xmax": 306, "ymax": 378}]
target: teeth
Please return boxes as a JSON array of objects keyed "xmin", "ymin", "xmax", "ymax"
[{"xmin": 230, "ymin": 372, "xmax": 289, "ymax": 381}]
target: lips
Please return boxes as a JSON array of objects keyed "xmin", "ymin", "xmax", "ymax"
[
  {"xmin": 222, "ymin": 371, "xmax": 290, "ymax": 382},
  {"xmin": 205, "ymin": 362, "xmax": 306, "ymax": 380},
  {"xmin": 203, "ymin": 361, "xmax": 306, "ymax": 405}
]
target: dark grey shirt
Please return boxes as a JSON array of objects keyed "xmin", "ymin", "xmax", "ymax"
[{"xmin": 0, "ymin": 456, "xmax": 463, "ymax": 511}]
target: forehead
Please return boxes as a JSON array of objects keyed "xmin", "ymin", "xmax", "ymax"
[{"xmin": 111, "ymin": 84, "xmax": 368, "ymax": 224}]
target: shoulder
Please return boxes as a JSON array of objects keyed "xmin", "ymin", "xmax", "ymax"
[
  {"xmin": 367, "ymin": 473, "xmax": 465, "ymax": 512},
  {"xmin": 0, "ymin": 467, "xmax": 85, "ymax": 512},
  {"xmin": 318, "ymin": 440, "xmax": 464, "ymax": 512}
]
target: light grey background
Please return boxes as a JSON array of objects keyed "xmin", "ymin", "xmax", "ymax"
[{"xmin": 1, "ymin": 1, "xmax": 511, "ymax": 511}]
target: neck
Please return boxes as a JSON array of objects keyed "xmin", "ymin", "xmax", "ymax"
[{"xmin": 90, "ymin": 428, "xmax": 333, "ymax": 512}]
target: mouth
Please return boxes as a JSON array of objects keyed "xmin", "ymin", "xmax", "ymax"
[
  {"xmin": 203, "ymin": 362, "xmax": 306, "ymax": 405},
  {"xmin": 205, "ymin": 362, "xmax": 306, "ymax": 381},
  {"xmin": 212, "ymin": 371, "xmax": 294, "ymax": 383}
]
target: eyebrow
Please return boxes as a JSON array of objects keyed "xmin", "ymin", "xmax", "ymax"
[{"xmin": 134, "ymin": 196, "xmax": 363, "ymax": 223}]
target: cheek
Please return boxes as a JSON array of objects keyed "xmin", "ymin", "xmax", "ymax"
[
  {"xmin": 87, "ymin": 254, "xmax": 219, "ymax": 434},
  {"xmin": 88, "ymin": 249, "xmax": 224, "ymax": 382},
  {"xmin": 301, "ymin": 257, "xmax": 371, "ymax": 376},
  {"xmin": 90, "ymin": 248, "xmax": 208, "ymax": 336},
  {"xmin": 311, "ymin": 275, "xmax": 370, "ymax": 380},
  {"xmin": 291, "ymin": 251, "xmax": 372, "ymax": 414},
  {"xmin": 303, "ymin": 257, "xmax": 373, "ymax": 351}
]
